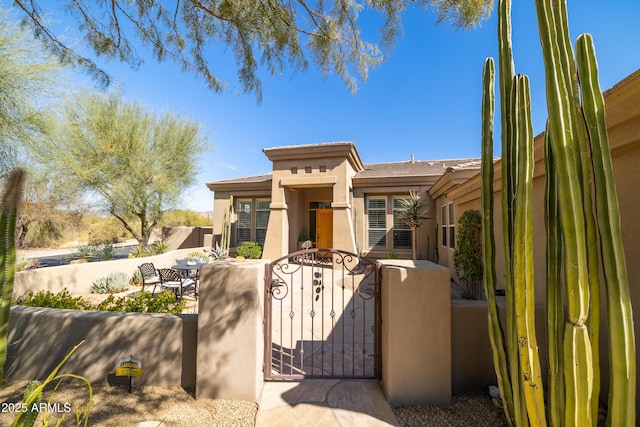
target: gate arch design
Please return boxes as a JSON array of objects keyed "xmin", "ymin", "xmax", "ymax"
[{"xmin": 264, "ymin": 248, "xmax": 380, "ymax": 380}]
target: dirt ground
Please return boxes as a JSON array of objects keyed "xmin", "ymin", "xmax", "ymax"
[{"xmin": 0, "ymin": 381, "xmax": 257, "ymax": 427}]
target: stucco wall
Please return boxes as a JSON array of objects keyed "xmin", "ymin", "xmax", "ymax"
[
  {"xmin": 6, "ymin": 306, "xmax": 197, "ymax": 388},
  {"xmin": 14, "ymin": 248, "xmax": 205, "ymax": 296},
  {"xmin": 451, "ymin": 301, "xmax": 547, "ymax": 393},
  {"xmin": 163, "ymin": 226, "xmax": 213, "ymax": 250},
  {"xmin": 379, "ymin": 260, "xmax": 452, "ymax": 406}
]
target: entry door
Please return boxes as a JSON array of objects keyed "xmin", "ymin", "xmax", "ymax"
[{"xmin": 316, "ymin": 209, "xmax": 333, "ymax": 248}]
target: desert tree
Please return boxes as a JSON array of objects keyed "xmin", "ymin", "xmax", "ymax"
[
  {"xmin": 30, "ymin": 91, "xmax": 208, "ymax": 247},
  {"xmin": 0, "ymin": 7, "xmax": 67, "ymax": 173},
  {"xmin": 13, "ymin": 0, "xmax": 492, "ymax": 101}
]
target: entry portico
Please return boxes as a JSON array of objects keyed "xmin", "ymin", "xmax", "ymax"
[{"xmin": 261, "ymin": 142, "xmax": 363, "ymax": 260}]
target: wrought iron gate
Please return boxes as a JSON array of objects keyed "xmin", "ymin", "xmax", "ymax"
[{"xmin": 264, "ymin": 248, "xmax": 380, "ymax": 380}]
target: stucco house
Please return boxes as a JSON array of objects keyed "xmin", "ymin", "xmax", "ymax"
[
  {"xmin": 207, "ymin": 68, "xmax": 639, "ymax": 292},
  {"xmin": 207, "ymin": 141, "xmax": 482, "ymax": 262}
]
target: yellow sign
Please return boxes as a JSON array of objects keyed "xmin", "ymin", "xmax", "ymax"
[{"xmin": 115, "ymin": 357, "xmax": 142, "ymax": 377}]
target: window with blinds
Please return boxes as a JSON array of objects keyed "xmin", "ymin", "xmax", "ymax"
[{"xmin": 367, "ymin": 197, "xmax": 387, "ymax": 250}]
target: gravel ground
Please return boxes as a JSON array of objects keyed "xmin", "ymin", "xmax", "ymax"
[
  {"xmin": 393, "ymin": 392, "xmax": 508, "ymax": 426},
  {"xmin": 1, "ymin": 379, "xmax": 507, "ymax": 427}
]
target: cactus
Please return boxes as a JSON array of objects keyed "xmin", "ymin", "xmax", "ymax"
[
  {"xmin": 0, "ymin": 168, "xmax": 26, "ymax": 387},
  {"xmin": 480, "ymin": 56, "xmax": 514, "ymax": 427},
  {"xmin": 576, "ymin": 33, "xmax": 635, "ymax": 426},
  {"xmin": 21, "ymin": 380, "xmax": 42, "ymax": 426},
  {"xmin": 220, "ymin": 195, "xmax": 233, "ymax": 256},
  {"xmin": 482, "ymin": 1, "xmax": 635, "ymax": 426}
]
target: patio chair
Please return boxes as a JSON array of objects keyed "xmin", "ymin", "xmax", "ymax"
[
  {"xmin": 138, "ymin": 262, "xmax": 161, "ymax": 294},
  {"xmin": 158, "ymin": 268, "xmax": 197, "ymax": 300}
]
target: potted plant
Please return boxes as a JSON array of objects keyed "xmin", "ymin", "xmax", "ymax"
[{"xmin": 298, "ymin": 231, "xmax": 311, "ymax": 250}]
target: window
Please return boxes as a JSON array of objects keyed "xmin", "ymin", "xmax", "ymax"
[
  {"xmin": 448, "ymin": 203, "xmax": 455, "ymax": 249},
  {"xmin": 441, "ymin": 205, "xmax": 447, "ymax": 247},
  {"xmin": 392, "ymin": 197, "xmax": 412, "ymax": 250},
  {"xmin": 236, "ymin": 200, "xmax": 252, "ymax": 244},
  {"xmin": 367, "ymin": 197, "xmax": 387, "ymax": 250},
  {"xmin": 235, "ymin": 198, "xmax": 271, "ymax": 246},
  {"xmin": 440, "ymin": 203, "xmax": 455, "ymax": 249},
  {"xmin": 256, "ymin": 199, "xmax": 271, "ymax": 245}
]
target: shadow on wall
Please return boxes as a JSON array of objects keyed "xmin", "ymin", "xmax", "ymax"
[{"xmin": 5, "ymin": 307, "xmax": 198, "ymax": 389}]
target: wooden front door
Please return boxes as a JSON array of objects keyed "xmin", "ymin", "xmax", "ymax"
[{"xmin": 315, "ymin": 209, "xmax": 333, "ymax": 248}]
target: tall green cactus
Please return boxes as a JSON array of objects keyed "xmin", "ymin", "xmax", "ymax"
[
  {"xmin": 220, "ymin": 195, "xmax": 233, "ymax": 255},
  {"xmin": 0, "ymin": 168, "xmax": 26, "ymax": 387},
  {"xmin": 481, "ymin": 57, "xmax": 514, "ymax": 427},
  {"xmin": 576, "ymin": 33, "xmax": 635, "ymax": 427},
  {"xmin": 482, "ymin": 1, "xmax": 635, "ymax": 426}
]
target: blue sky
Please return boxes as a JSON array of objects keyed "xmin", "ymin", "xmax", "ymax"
[{"xmin": 47, "ymin": 2, "xmax": 640, "ymax": 212}]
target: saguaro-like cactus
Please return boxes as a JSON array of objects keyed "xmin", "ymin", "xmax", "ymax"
[{"xmin": 0, "ymin": 168, "xmax": 26, "ymax": 386}]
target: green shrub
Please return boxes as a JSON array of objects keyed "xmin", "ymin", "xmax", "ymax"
[
  {"xmin": 95, "ymin": 291, "xmax": 185, "ymax": 314},
  {"xmin": 90, "ymin": 272, "xmax": 130, "ymax": 294},
  {"xmin": 16, "ymin": 289, "xmax": 90, "ymax": 310},
  {"xmin": 15, "ymin": 289, "xmax": 184, "ymax": 314},
  {"xmin": 236, "ymin": 241, "xmax": 262, "ymax": 259}
]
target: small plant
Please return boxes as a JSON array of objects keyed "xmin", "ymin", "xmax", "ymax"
[
  {"xmin": 94, "ymin": 242, "xmax": 119, "ymax": 260},
  {"xmin": 90, "ymin": 272, "xmax": 130, "ymax": 294},
  {"xmin": 149, "ymin": 240, "xmax": 168, "ymax": 255},
  {"xmin": 16, "ymin": 289, "xmax": 90, "ymax": 310},
  {"xmin": 236, "ymin": 241, "xmax": 262, "ymax": 259},
  {"xmin": 15, "ymin": 257, "xmax": 45, "ymax": 271},
  {"xmin": 186, "ymin": 251, "xmax": 210, "ymax": 264},
  {"xmin": 11, "ymin": 341, "xmax": 92, "ymax": 427},
  {"xmin": 66, "ymin": 244, "xmax": 98, "ymax": 262},
  {"xmin": 298, "ymin": 231, "xmax": 309, "ymax": 242},
  {"xmin": 210, "ymin": 242, "xmax": 228, "ymax": 260},
  {"xmin": 129, "ymin": 269, "xmax": 143, "ymax": 287},
  {"xmin": 386, "ymin": 251, "xmax": 399, "ymax": 259},
  {"xmin": 130, "ymin": 245, "xmax": 150, "ymax": 258},
  {"xmin": 95, "ymin": 291, "xmax": 185, "ymax": 314}
]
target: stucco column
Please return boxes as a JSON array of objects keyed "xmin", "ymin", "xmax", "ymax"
[
  {"xmin": 379, "ymin": 260, "xmax": 451, "ymax": 406},
  {"xmin": 262, "ymin": 202, "xmax": 288, "ymax": 261},
  {"xmin": 196, "ymin": 259, "xmax": 266, "ymax": 402}
]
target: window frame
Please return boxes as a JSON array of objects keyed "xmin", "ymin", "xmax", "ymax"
[
  {"xmin": 392, "ymin": 196, "xmax": 412, "ymax": 251},
  {"xmin": 366, "ymin": 196, "xmax": 387, "ymax": 250},
  {"xmin": 234, "ymin": 198, "xmax": 271, "ymax": 246}
]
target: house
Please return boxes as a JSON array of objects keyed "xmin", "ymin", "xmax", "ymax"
[
  {"xmin": 207, "ymin": 69, "xmax": 639, "ymax": 294},
  {"xmin": 207, "ymin": 141, "xmax": 481, "ymax": 262}
]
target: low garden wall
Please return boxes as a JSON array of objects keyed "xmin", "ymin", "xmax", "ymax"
[
  {"xmin": 451, "ymin": 300, "xmax": 547, "ymax": 393},
  {"xmin": 8, "ymin": 256, "xmax": 553, "ymax": 403},
  {"xmin": 14, "ymin": 247, "xmax": 207, "ymax": 296},
  {"xmin": 6, "ymin": 306, "xmax": 197, "ymax": 388}
]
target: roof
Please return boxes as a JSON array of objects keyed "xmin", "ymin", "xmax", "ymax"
[
  {"xmin": 206, "ymin": 173, "xmax": 272, "ymax": 191},
  {"xmin": 354, "ymin": 158, "xmax": 481, "ymax": 179}
]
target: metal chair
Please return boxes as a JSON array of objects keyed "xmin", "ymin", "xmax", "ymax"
[
  {"xmin": 138, "ymin": 263, "xmax": 161, "ymax": 294},
  {"xmin": 158, "ymin": 268, "xmax": 197, "ymax": 300}
]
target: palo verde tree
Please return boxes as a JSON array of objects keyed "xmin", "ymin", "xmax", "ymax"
[
  {"xmin": 30, "ymin": 92, "xmax": 207, "ymax": 247},
  {"xmin": 481, "ymin": 1, "xmax": 635, "ymax": 426},
  {"xmin": 0, "ymin": 7, "xmax": 66, "ymax": 174},
  {"xmin": 14, "ymin": 1, "xmax": 492, "ymax": 101}
]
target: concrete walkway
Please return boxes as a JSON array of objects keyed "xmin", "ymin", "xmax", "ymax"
[{"xmin": 256, "ymin": 380, "xmax": 400, "ymax": 427}]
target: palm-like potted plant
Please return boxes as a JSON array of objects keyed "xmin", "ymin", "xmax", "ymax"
[{"xmin": 396, "ymin": 191, "xmax": 430, "ymax": 260}]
